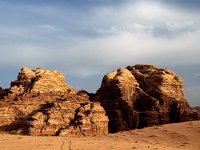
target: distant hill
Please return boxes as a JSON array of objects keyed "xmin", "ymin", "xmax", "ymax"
[{"xmin": 193, "ymin": 106, "xmax": 200, "ymax": 112}]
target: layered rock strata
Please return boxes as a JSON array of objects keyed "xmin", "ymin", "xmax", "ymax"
[
  {"xmin": 95, "ymin": 64, "xmax": 200, "ymax": 133},
  {"xmin": 0, "ymin": 68, "xmax": 108, "ymax": 136},
  {"xmin": 0, "ymin": 65, "xmax": 199, "ymax": 136}
]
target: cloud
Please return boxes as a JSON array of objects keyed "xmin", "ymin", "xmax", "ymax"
[
  {"xmin": 194, "ymin": 74, "xmax": 200, "ymax": 77},
  {"xmin": 0, "ymin": 0, "xmax": 200, "ymax": 79},
  {"xmin": 32, "ymin": 24, "xmax": 62, "ymax": 31}
]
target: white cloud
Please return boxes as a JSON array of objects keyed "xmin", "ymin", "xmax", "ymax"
[
  {"xmin": 134, "ymin": 1, "xmax": 169, "ymax": 20},
  {"xmin": 32, "ymin": 24, "xmax": 62, "ymax": 31},
  {"xmin": 94, "ymin": 26, "xmax": 119, "ymax": 34},
  {"xmin": 167, "ymin": 22, "xmax": 197, "ymax": 31}
]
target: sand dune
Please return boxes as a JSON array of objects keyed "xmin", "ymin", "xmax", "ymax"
[{"xmin": 0, "ymin": 121, "xmax": 199, "ymax": 150}]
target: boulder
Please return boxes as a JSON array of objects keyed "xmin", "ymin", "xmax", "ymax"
[{"xmin": 95, "ymin": 64, "xmax": 200, "ymax": 133}]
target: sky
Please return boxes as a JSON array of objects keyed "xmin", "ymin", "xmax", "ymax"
[{"xmin": 0, "ymin": 0, "xmax": 200, "ymax": 106}]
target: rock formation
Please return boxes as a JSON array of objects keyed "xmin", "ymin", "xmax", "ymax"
[
  {"xmin": 95, "ymin": 64, "xmax": 200, "ymax": 133},
  {"xmin": 0, "ymin": 65, "xmax": 199, "ymax": 136},
  {"xmin": 0, "ymin": 87, "xmax": 8, "ymax": 99},
  {"xmin": 10, "ymin": 67, "xmax": 76, "ymax": 95},
  {"xmin": 0, "ymin": 67, "xmax": 108, "ymax": 136}
]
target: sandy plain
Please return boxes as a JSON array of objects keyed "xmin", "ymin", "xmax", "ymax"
[{"xmin": 0, "ymin": 121, "xmax": 199, "ymax": 150}]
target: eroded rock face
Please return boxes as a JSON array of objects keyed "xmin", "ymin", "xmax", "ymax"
[
  {"xmin": 95, "ymin": 64, "xmax": 200, "ymax": 133},
  {"xmin": 127, "ymin": 64, "xmax": 185, "ymax": 102},
  {"xmin": 0, "ymin": 68, "xmax": 108, "ymax": 136}
]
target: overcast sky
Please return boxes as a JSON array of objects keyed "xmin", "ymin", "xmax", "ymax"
[{"xmin": 0, "ymin": 0, "xmax": 200, "ymax": 106}]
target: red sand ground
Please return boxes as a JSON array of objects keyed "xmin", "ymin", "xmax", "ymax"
[{"xmin": 0, "ymin": 121, "xmax": 200, "ymax": 150}]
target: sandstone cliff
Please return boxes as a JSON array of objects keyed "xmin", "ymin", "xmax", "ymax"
[
  {"xmin": 0, "ymin": 65, "xmax": 199, "ymax": 136},
  {"xmin": 95, "ymin": 64, "xmax": 200, "ymax": 133},
  {"xmin": 0, "ymin": 68, "xmax": 108, "ymax": 136}
]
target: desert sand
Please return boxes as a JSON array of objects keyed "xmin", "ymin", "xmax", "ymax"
[{"xmin": 0, "ymin": 121, "xmax": 199, "ymax": 150}]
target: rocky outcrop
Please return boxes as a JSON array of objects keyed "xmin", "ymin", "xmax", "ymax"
[
  {"xmin": 95, "ymin": 68, "xmax": 139, "ymax": 132},
  {"xmin": 95, "ymin": 64, "xmax": 200, "ymax": 133},
  {"xmin": 0, "ymin": 68, "xmax": 108, "ymax": 136},
  {"xmin": 10, "ymin": 67, "xmax": 76, "ymax": 95},
  {"xmin": 0, "ymin": 65, "xmax": 199, "ymax": 136}
]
